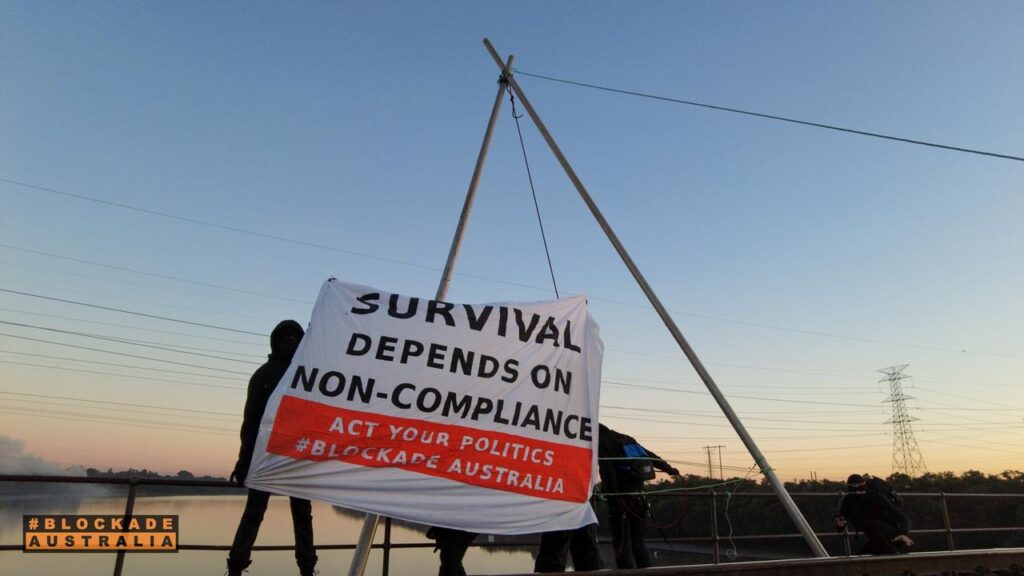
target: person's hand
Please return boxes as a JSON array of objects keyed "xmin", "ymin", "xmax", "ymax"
[
  {"xmin": 668, "ymin": 467, "xmax": 681, "ymax": 477},
  {"xmin": 230, "ymin": 462, "xmax": 247, "ymax": 486},
  {"xmin": 834, "ymin": 515, "xmax": 848, "ymax": 528},
  {"xmin": 892, "ymin": 534, "xmax": 914, "ymax": 546}
]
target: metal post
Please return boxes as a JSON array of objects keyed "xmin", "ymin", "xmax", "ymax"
[
  {"xmin": 382, "ymin": 518, "xmax": 392, "ymax": 576},
  {"xmin": 941, "ymin": 492, "xmax": 955, "ymax": 551},
  {"xmin": 346, "ymin": 55, "xmax": 514, "ymax": 576},
  {"xmin": 710, "ymin": 490, "xmax": 720, "ymax": 564},
  {"xmin": 482, "ymin": 37, "xmax": 829, "ymax": 558},
  {"xmin": 112, "ymin": 477, "xmax": 138, "ymax": 576},
  {"xmin": 839, "ymin": 492, "xmax": 851, "ymax": 556}
]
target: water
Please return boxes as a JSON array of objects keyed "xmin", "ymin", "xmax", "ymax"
[{"xmin": 0, "ymin": 491, "xmax": 536, "ymax": 576}]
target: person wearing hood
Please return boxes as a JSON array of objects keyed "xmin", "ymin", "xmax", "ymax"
[{"xmin": 227, "ymin": 320, "xmax": 317, "ymax": 576}]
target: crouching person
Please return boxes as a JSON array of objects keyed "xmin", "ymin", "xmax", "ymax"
[{"xmin": 835, "ymin": 473, "xmax": 913, "ymax": 555}]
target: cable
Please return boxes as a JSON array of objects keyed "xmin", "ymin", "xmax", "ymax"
[
  {"xmin": 0, "ymin": 244, "xmax": 311, "ymax": 304},
  {"xmin": 602, "ymin": 380, "xmax": 880, "ymax": 408},
  {"xmin": 0, "ymin": 407, "xmax": 234, "ymax": 437},
  {"xmin": 508, "ymin": 86, "xmax": 560, "ymax": 298},
  {"xmin": 0, "ymin": 359, "xmax": 243, "ymax": 390},
  {"xmin": 513, "ymin": 69, "xmax": 1024, "ymax": 162},
  {"xmin": 0, "ymin": 349, "xmax": 241, "ymax": 381},
  {"xmin": 0, "ymin": 259, "xmax": 309, "ymax": 311},
  {"xmin": 0, "ymin": 332, "xmax": 251, "ymax": 375},
  {"xmin": 2, "ymin": 277, "xmax": 273, "ymax": 325},
  {"xmin": 0, "ymin": 307, "xmax": 266, "ymax": 346},
  {"xmin": 0, "ymin": 288, "xmax": 267, "ymax": 336},
  {"xmin": 0, "ymin": 178, "xmax": 547, "ymax": 293},
  {"xmin": 0, "ymin": 396, "xmax": 237, "ymax": 423},
  {"xmin": 603, "ymin": 379, "xmax": 1024, "ymax": 412},
  {"xmin": 0, "ymin": 320, "xmax": 262, "ymax": 363},
  {"xmin": 4, "ymin": 178, "xmax": 1018, "ymax": 359},
  {"xmin": 601, "ymin": 404, "xmax": 884, "ymax": 426},
  {"xmin": 0, "ymin": 391, "xmax": 237, "ymax": 417},
  {"xmin": 4, "ymin": 317, "xmax": 260, "ymax": 362}
]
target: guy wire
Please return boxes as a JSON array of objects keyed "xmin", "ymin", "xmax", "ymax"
[{"xmin": 507, "ymin": 86, "xmax": 560, "ymax": 298}]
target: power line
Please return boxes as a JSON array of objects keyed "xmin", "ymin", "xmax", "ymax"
[
  {"xmin": 0, "ymin": 349, "xmax": 241, "ymax": 381},
  {"xmin": 0, "ymin": 177, "xmax": 544, "ymax": 293},
  {"xmin": 0, "ymin": 359, "xmax": 243, "ymax": 391},
  {"xmin": 0, "ymin": 391, "xmax": 236, "ymax": 417},
  {"xmin": 0, "ymin": 320, "xmax": 260, "ymax": 364},
  {"xmin": 14, "ymin": 286, "xmax": 1008, "ymax": 412},
  {"xmin": 602, "ymin": 379, "xmax": 880, "ymax": 408},
  {"xmin": 3, "ymin": 178, "xmax": 1018, "ymax": 359},
  {"xmin": 0, "ymin": 407, "xmax": 234, "ymax": 437},
  {"xmin": 602, "ymin": 413, "xmax": 888, "ymax": 432},
  {"xmin": 0, "ymin": 307, "xmax": 266, "ymax": 347},
  {"xmin": 9, "ymin": 281, "xmax": 994, "ymax": 393},
  {"xmin": 513, "ymin": 69, "xmax": 1024, "ymax": 163},
  {"xmin": 0, "ymin": 244, "xmax": 311, "ymax": 304},
  {"xmin": 601, "ymin": 404, "xmax": 882, "ymax": 426},
  {"xmin": 2, "ymin": 278, "xmax": 273, "ymax": 325},
  {"xmin": 0, "ymin": 259, "xmax": 309, "ymax": 311},
  {"xmin": 0, "ymin": 332, "xmax": 251, "ymax": 375},
  {"xmin": 0, "ymin": 288, "xmax": 267, "ymax": 336},
  {"xmin": 603, "ymin": 379, "xmax": 1024, "ymax": 413},
  {"xmin": 0, "ymin": 396, "xmax": 237, "ymax": 423},
  {"xmin": 0, "ymin": 320, "xmax": 262, "ymax": 361}
]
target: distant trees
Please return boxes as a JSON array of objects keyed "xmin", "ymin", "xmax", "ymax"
[
  {"xmin": 641, "ymin": 470, "xmax": 1024, "ymax": 554},
  {"xmin": 84, "ymin": 467, "xmax": 228, "ymax": 485}
]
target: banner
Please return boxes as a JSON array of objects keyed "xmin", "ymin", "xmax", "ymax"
[{"xmin": 246, "ymin": 279, "xmax": 603, "ymax": 534}]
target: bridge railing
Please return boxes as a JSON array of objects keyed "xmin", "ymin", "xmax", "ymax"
[{"xmin": 2, "ymin": 474, "xmax": 1023, "ymax": 575}]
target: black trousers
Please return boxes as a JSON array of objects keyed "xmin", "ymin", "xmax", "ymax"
[
  {"xmin": 227, "ymin": 488, "xmax": 317, "ymax": 572},
  {"xmin": 534, "ymin": 523, "xmax": 601, "ymax": 573},
  {"xmin": 428, "ymin": 527, "xmax": 479, "ymax": 576},
  {"xmin": 608, "ymin": 495, "xmax": 650, "ymax": 569}
]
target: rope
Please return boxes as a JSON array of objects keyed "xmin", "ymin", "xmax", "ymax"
[
  {"xmin": 599, "ymin": 476, "xmax": 748, "ymax": 497},
  {"xmin": 506, "ymin": 86, "xmax": 560, "ymax": 298},
  {"xmin": 513, "ymin": 69, "xmax": 1024, "ymax": 163},
  {"xmin": 721, "ymin": 464, "xmax": 762, "ymax": 560}
]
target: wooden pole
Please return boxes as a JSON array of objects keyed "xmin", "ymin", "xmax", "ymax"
[
  {"xmin": 481, "ymin": 37, "xmax": 829, "ymax": 558},
  {"xmin": 346, "ymin": 54, "xmax": 514, "ymax": 576}
]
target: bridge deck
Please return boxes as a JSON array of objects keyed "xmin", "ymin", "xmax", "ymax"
[{"xmin": 495, "ymin": 548, "xmax": 1024, "ymax": 576}]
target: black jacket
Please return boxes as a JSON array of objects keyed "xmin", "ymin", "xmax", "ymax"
[
  {"xmin": 235, "ymin": 320, "xmax": 304, "ymax": 477},
  {"xmin": 597, "ymin": 425, "xmax": 677, "ymax": 495},
  {"xmin": 840, "ymin": 492, "xmax": 911, "ymax": 537}
]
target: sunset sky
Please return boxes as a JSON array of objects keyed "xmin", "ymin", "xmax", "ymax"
[{"xmin": 1, "ymin": 1, "xmax": 1022, "ymax": 482}]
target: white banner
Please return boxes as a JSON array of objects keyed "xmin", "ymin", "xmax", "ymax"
[{"xmin": 246, "ymin": 279, "xmax": 603, "ymax": 534}]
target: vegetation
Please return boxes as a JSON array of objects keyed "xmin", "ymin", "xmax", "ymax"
[
  {"xmin": 84, "ymin": 467, "xmax": 240, "ymax": 496},
  {"xmin": 631, "ymin": 470, "xmax": 1024, "ymax": 556}
]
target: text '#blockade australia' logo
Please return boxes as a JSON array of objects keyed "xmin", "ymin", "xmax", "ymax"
[{"xmin": 23, "ymin": 515, "xmax": 178, "ymax": 553}]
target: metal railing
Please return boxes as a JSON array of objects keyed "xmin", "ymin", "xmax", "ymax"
[{"xmin": 3, "ymin": 474, "xmax": 1024, "ymax": 576}]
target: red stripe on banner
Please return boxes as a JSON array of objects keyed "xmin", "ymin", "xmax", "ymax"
[{"xmin": 266, "ymin": 395, "xmax": 592, "ymax": 503}]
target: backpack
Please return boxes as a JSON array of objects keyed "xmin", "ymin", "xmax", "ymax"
[
  {"xmin": 864, "ymin": 476, "xmax": 902, "ymax": 508},
  {"xmin": 616, "ymin": 437, "xmax": 657, "ymax": 483}
]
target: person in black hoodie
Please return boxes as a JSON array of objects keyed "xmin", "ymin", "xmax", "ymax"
[
  {"xmin": 835, "ymin": 474, "xmax": 914, "ymax": 555},
  {"xmin": 598, "ymin": 424, "xmax": 679, "ymax": 569},
  {"xmin": 226, "ymin": 319, "xmax": 317, "ymax": 576}
]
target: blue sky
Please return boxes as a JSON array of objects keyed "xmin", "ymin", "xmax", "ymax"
[{"xmin": 1, "ymin": 1, "xmax": 1021, "ymax": 479}]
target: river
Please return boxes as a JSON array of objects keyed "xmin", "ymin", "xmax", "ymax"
[{"xmin": 0, "ymin": 491, "xmax": 536, "ymax": 575}]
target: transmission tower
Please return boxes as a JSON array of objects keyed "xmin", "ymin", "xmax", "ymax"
[{"xmin": 879, "ymin": 364, "xmax": 928, "ymax": 476}]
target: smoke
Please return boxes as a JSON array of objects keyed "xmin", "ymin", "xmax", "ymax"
[
  {"xmin": 0, "ymin": 435, "xmax": 82, "ymax": 476},
  {"xmin": 0, "ymin": 435, "xmax": 109, "ymax": 508}
]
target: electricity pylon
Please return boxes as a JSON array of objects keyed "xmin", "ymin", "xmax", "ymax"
[{"xmin": 880, "ymin": 364, "xmax": 928, "ymax": 476}]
